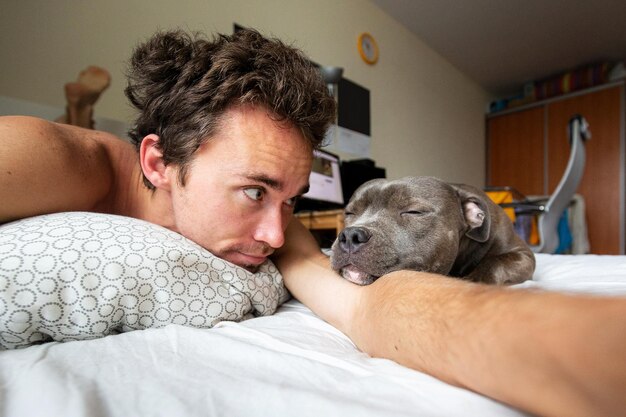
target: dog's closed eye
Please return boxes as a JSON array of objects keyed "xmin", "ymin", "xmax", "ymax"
[{"xmin": 400, "ymin": 208, "xmax": 431, "ymax": 216}]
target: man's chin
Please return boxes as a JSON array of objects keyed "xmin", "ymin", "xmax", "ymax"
[{"xmin": 242, "ymin": 264, "xmax": 260, "ymax": 273}]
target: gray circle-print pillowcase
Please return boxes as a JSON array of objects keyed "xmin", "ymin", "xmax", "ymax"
[{"xmin": 0, "ymin": 212, "xmax": 289, "ymax": 350}]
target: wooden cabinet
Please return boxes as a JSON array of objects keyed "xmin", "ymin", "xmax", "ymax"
[
  {"xmin": 487, "ymin": 82, "xmax": 625, "ymax": 254},
  {"xmin": 295, "ymin": 209, "xmax": 345, "ymax": 248},
  {"xmin": 295, "ymin": 209, "xmax": 345, "ymax": 235},
  {"xmin": 487, "ymin": 106, "xmax": 545, "ymax": 195}
]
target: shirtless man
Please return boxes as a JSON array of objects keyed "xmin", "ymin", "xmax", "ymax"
[
  {"xmin": 1, "ymin": 29, "xmax": 334, "ymax": 272},
  {"xmin": 1, "ymin": 29, "xmax": 625, "ymax": 417}
]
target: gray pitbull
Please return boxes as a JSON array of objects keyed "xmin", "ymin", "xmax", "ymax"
[{"xmin": 330, "ymin": 176, "xmax": 535, "ymax": 285}]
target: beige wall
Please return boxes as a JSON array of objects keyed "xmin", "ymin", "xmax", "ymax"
[{"xmin": 0, "ymin": 0, "xmax": 490, "ymax": 186}]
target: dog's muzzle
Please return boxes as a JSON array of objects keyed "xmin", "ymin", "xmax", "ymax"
[
  {"xmin": 335, "ymin": 226, "xmax": 378, "ymax": 285},
  {"xmin": 337, "ymin": 227, "xmax": 371, "ymax": 253}
]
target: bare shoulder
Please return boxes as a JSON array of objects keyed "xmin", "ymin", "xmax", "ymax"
[
  {"xmin": 0, "ymin": 115, "xmax": 128, "ymax": 150},
  {"xmin": 0, "ymin": 116, "xmax": 136, "ymax": 223}
]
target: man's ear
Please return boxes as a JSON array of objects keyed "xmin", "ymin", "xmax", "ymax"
[{"xmin": 139, "ymin": 134, "xmax": 171, "ymax": 190}]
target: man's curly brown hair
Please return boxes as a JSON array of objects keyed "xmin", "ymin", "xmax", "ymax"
[{"xmin": 125, "ymin": 28, "xmax": 336, "ymax": 188}]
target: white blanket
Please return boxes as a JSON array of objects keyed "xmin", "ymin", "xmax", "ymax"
[{"xmin": 1, "ymin": 254, "xmax": 625, "ymax": 417}]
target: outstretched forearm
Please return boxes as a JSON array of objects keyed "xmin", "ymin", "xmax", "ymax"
[
  {"xmin": 275, "ymin": 218, "xmax": 626, "ymax": 417},
  {"xmin": 353, "ymin": 271, "xmax": 626, "ymax": 417},
  {"xmin": 273, "ymin": 219, "xmax": 361, "ymax": 333}
]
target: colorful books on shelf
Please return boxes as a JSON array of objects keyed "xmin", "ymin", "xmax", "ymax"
[
  {"xmin": 533, "ymin": 62, "xmax": 611, "ymax": 100},
  {"xmin": 489, "ymin": 61, "xmax": 616, "ymax": 114}
]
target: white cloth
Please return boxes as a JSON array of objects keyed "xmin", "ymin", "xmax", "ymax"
[{"xmin": 1, "ymin": 254, "xmax": 625, "ymax": 416}]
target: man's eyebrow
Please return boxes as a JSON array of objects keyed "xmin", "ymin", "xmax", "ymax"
[{"xmin": 246, "ymin": 174, "xmax": 282, "ymax": 190}]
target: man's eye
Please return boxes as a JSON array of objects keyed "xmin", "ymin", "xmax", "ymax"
[
  {"xmin": 243, "ymin": 188, "xmax": 264, "ymax": 201},
  {"xmin": 284, "ymin": 196, "xmax": 299, "ymax": 208}
]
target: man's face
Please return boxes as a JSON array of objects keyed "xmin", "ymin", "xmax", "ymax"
[{"xmin": 165, "ymin": 105, "xmax": 313, "ymax": 271}]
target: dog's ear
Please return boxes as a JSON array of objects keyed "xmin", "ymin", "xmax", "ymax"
[{"xmin": 452, "ymin": 184, "xmax": 491, "ymax": 243}]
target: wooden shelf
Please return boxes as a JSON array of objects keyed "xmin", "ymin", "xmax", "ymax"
[{"xmin": 295, "ymin": 209, "xmax": 345, "ymax": 235}]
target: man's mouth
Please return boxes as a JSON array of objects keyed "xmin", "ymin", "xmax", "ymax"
[
  {"xmin": 221, "ymin": 250, "xmax": 272, "ymax": 272},
  {"xmin": 242, "ymin": 253, "xmax": 268, "ymax": 264}
]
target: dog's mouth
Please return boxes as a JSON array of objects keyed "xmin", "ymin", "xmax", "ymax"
[{"xmin": 340, "ymin": 264, "xmax": 378, "ymax": 286}]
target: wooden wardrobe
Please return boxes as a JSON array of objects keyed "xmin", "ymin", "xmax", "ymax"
[{"xmin": 486, "ymin": 82, "xmax": 625, "ymax": 254}]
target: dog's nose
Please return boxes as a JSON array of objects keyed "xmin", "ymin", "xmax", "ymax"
[{"xmin": 338, "ymin": 227, "xmax": 371, "ymax": 253}]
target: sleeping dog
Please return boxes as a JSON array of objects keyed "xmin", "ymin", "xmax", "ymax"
[{"xmin": 330, "ymin": 176, "xmax": 535, "ymax": 285}]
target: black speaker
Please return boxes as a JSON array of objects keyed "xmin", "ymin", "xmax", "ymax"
[{"xmin": 340, "ymin": 159, "xmax": 386, "ymax": 203}]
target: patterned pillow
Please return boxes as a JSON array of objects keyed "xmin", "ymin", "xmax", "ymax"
[{"xmin": 0, "ymin": 212, "xmax": 289, "ymax": 350}]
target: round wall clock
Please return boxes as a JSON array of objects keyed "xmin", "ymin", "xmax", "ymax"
[{"xmin": 358, "ymin": 32, "xmax": 379, "ymax": 65}]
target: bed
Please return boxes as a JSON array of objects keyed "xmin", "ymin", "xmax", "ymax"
[{"xmin": 1, "ymin": 212, "xmax": 626, "ymax": 417}]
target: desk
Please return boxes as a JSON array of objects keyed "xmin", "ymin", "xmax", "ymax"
[{"xmin": 295, "ymin": 209, "xmax": 345, "ymax": 235}]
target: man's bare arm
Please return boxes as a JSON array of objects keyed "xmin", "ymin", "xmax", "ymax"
[
  {"xmin": 0, "ymin": 116, "xmax": 115, "ymax": 223},
  {"xmin": 353, "ymin": 272, "xmax": 626, "ymax": 417},
  {"xmin": 272, "ymin": 219, "xmax": 360, "ymax": 332},
  {"xmin": 275, "ymin": 220, "xmax": 626, "ymax": 417}
]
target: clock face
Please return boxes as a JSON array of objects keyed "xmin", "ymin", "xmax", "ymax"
[{"xmin": 358, "ymin": 33, "xmax": 379, "ymax": 65}]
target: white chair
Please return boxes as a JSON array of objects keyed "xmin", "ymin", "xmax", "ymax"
[
  {"xmin": 487, "ymin": 115, "xmax": 590, "ymax": 253},
  {"xmin": 530, "ymin": 115, "xmax": 591, "ymax": 253}
]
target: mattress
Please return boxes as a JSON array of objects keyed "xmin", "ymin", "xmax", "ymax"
[{"xmin": 1, "ymin": 253, "xmax": 625, "ymax": 417}]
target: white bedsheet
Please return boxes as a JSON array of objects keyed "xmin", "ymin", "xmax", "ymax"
[{"xmin": 1, "ymin": 254, "xmax": 626, "ymax": 417}]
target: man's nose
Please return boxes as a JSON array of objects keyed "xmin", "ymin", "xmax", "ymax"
[{"xmin": 253, "ymin": 207, "xmax": 287, "ymax": 249}]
